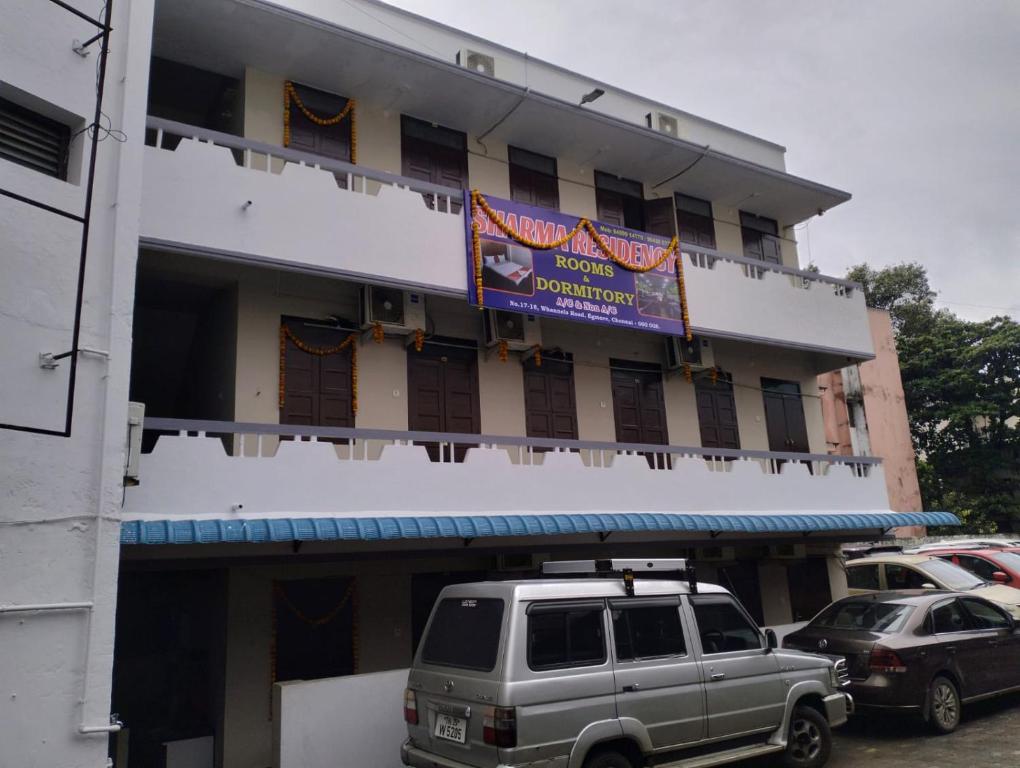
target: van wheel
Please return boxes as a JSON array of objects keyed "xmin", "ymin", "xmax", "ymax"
[
  {"xmin": 584, "ymin": 749, "xmax": 635, "ymax": 768},
  {"xmin": 781, "ymin": 706, "xmax": 831, "ymax": 768},
  {"xmin": 928, "ymin": 675, "xmax": 961, "ymax": 734}
]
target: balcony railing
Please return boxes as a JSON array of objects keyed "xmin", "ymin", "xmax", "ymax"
[
  {"xmin": 123, "ymin": 418, "xmax": 889, "ymax": 524},
  {"xmin": 140, "ymin": 117, "xmax": 874, "ymax": 358}
]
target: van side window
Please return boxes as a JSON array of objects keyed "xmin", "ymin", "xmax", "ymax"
[
  {"xmin": 612, "ymin": 605, "xmax": 686, "ymax": 661},
  {"xmin": 528, "ymin": 606, "xmax": 606, "ymax": 670},
  {"xmin": 846, "ymin": 564, "xmax": 880, "ymax": 590},
  {"xmin": 691, "ymin": 597, "xmax": 762, "ymax": 654}
]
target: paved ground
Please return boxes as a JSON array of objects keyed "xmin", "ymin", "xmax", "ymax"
[{"xmin": 828, "ymin": 692, "xmax": 1020, "ymax": 767}]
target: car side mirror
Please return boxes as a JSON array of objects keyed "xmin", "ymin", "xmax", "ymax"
[
  {"xmin": 764, "ymin": 628, "xmax": 778, "ymax": 652},
  {"xmin": 992, "ymin": 571, "xmax": 1010, "ymax": 584},
  {"xmin": 921, "ymin": 582, "xmax": 938, "ymax": 590}
]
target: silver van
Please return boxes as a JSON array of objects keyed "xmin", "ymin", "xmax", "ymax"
[{"xmin": 401, "ymin": 559, "xmax": 851, "ymax": 768}]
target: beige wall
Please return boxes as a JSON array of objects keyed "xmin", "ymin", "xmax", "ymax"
[
  {"xmin": 239, "ymin": 68, "xmax": 804, "ymax": 269},
  {"xmin": 222, "ymin": 555, "xmax": 490, "ymax": 768}
]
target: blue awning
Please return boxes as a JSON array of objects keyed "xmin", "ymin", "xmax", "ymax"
[{"xmin": 121, "ymin": 511, "xmax": 958, "ymax": 545}]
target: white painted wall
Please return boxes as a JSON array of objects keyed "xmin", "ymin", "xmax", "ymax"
[
  {"xmin": 139, "ymin": 137, "xmax": 872, "ymax": 357},
  {"xmin": 274, "ymin": 669, "xmax": 408, "ymax": 768},
  {"xmin": 0, "ymin": 2, "xmax": 154, "ymax": 768},
  {"xmin": 123, "ymin": 436, "xmax": 890, "ymax": 523},
  {"xmin": 238, "ymin": 0, "xmax": 787, "ymax": 170}
]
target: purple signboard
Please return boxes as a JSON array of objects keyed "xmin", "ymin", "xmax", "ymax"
[{"xmin": 464, "ymin": 191, "xmax": 686, "ymax": 337}]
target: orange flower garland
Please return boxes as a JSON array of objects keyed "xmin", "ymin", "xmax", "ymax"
[
  {"xmin": 531, "ymin": 345, "xmax": 542, "ymax": 368},
  {"xmin": 710, "ymin": 366, "xmax": 719, "ymax": 386},
  {"xmin": 372, "ymin": 321, "xmax": 384, "ymax": 344},
  {"xmin": 497, "ymin": 339, "xmax": 509, "ymax": 362},
  {"xmin": 470, "ymin": 190, "xmax": 693, "ymax": 341},
  {"xmin": 413, "ymin": 328, "xmax": 425, "ymax": 352},
  {"xmin": 283, "ymin": 81, "xmax": 358, "ymax": 163},
  {"xmin": 279, "ymin": 325, "xmax": 359, "ymax": 414},
  {"xmin": 683, "ymin": 362, "xmax": 693, "ymax": 383}
]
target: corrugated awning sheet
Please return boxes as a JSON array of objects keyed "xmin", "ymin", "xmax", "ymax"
[{"xmin": 121, "ymin": 511, "xmax": 959, "ymax": 545}]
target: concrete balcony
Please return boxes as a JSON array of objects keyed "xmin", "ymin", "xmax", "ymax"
[
  {"xmin": 113, "ymin": 418, "xmax": 960, "ymax": 547},
  {"xmin": 140, "ymin": 118, "xmax": 873, "ymax": 361}
]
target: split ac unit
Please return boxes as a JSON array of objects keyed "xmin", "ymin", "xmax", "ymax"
[
  {"xmin": 359, "ymin": 286, "xmax": 425, "ymax": 335},
  {"xmin": 770, "ymin": 543, "xmax": 807, "ymax": 560},
  {"xmin": 124, "ymin": 401, "xmax": 145, "ymax": 486},
  {"xmin": 484, "ymin": 309, "xmax": 541, "ymax": 351},
  {"xmin": 456, "ymin": 48, "xmax": 496, "ymax": 77},
  {"xmin": 664, "ymin": 335, "xmax": 714, "ymax": 370},
  {"xmin": 647, "ymin": 111, "xmax": 680, "ymax": 138},
  {"xmin": 696, "ymin": 546, "xmax": 736, "ymax": 562},
  {"xmin": 497, "ymin": 553, "xmax": 549, "ymax": 572}
]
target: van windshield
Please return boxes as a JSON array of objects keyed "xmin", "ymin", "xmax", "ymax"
[{"xmin": 421, "ymin": 598, "xmax": 504, "ymax": 672}]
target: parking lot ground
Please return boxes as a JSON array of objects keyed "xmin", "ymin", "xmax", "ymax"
[
  {"xmin": 744, "ymin": 691, "xmax": 1020, "ymax": 767},
  {"xmin": 828, "ymin": 692, "xmax": 1020, "ymax": 767}
]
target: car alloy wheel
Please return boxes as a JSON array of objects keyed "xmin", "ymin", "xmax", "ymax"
[
  {"xmin": 930, "ymin": 677, "xmax": 961, "ymax": 733},
  {"xmin": 789, "ymin": 716, "xmax": 822, "ymax": 763},
  {"xmin": 782, "ymin": 706, "xmax": 830, "ymax": 768}
]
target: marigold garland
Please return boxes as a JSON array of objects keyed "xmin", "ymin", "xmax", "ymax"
[
  {"xmin": 710, "ymin": 366, "xmax": 719, "ymax": 386},
  {"xmin": 283, "ymin": 81, "xmax": 358, "ymax": 164},
  {"xmin": 372, "ymin": 321, "xmax": 384, "ymax": 344},
  {"xmin": 497, "ymin": 339, "xmax": 509, "ymax": 362},
  {"xmin": 279, "ymin": 325, "xmax": 358, "ymax": 414},
  {"xmin": 683, "ymin": 362, "xmax": 693, "ymax": 383},
  {"xmin": 413, "ymin": 328, "xmax": 425, "ymax": 352},
  {"xmin": 470, "ymin": 190, "xmax": 693, "ymax": 340},
  {"xmin": 531, "ymin": 345, "xmax": 542, "ymax": 368},
  {"xmin": 273, "ymin": 580, "xmax": 356, "ymax": 627}
]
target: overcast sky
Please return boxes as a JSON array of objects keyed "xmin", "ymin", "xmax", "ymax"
[{"xmin": 383, "ymin": 0, "xmax": 1018, "ymax": 321}]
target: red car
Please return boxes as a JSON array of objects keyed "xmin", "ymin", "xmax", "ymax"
[{"xmin": 923, "ymin": 547, "xmax": 1020, "ymax": 587}]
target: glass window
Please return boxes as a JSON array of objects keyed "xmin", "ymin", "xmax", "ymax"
[
  {"xmin": 916, "ymin": 559, "xmax": 985, "ymax": 591},
  {"xmin": 956, "ymin": 555, "xmax": 1002, "ymax": 582},
  {"xmin": 961, "ymin": 599, "xmax": 1011, "ymax": 630},
  {"xmin": 885, "ymin": 564, "xmax": 930, "ymax": 590},
  {"xmin": 812, "ymin": 601, "xmax": 914, "ymax": 633},
  {"xmin": 421, "ymin": 598, "xmax": 504, "ymax": 671},
  {"xmin": 613, "ymin": 605, "xmax": 686, "ymax": 661},
  {"xmin": 692, "ymin": 598, "xmax": 762, "ymax": 654},
  {"xmin": 528, "ymin": 606, "xmax": 606, "ymax": 670},
  {"xmin": 930, "ymin": 600, "xmax": 970, "ymax": 634},
  {"xmin": 846, "ymin": 563, "xmax": 880, "ymax": 590}
]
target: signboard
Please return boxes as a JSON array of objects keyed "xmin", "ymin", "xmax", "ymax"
[{"xmin": 465, "ymin": 191, "xmax": 686, "ymax": 337}]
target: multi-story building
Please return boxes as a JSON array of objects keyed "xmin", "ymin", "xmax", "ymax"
[{"xmin": 1, "ymin": 1, "xmax": 956, "ymax": 767}]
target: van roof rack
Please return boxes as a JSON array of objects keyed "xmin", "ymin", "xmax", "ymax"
[{"xmin": 540, "ymin": 559, "xmax": 697, "ymax": 597}]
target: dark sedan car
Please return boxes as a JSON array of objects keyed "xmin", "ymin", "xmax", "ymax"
[{"xmin": 783, "ymin": 591, "xmax": 1020, "ymax": 733}]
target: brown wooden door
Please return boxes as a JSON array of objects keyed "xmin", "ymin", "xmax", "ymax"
[
  {"xmin": 509, "ymin": 146, "xmax": 559, "ymax": 210},
  {"xmin": 642, "ymin": 197, "xmax": 677, "ymax": 237},
  {"xmin": 787, "ymin": 559, "xmax": 832, "ymax": 622},
  {"xmin": 401, "ymin": 116, "xmax": 467, "ymax": 211},
  {"xmin": 595, "ymin": 171, "xmax": 645, "ymax": 229},
  {"xmin": 280, "ymin": 322, "xmax": 354, "ymax": 429},
  {"xmin": 407, "ymin": 342, "xmax": 480, "ymax": 461},
  {"xmin": 740, "ymin": 212, "xmax": 782, "ymax": 265},
  {"xmin": 695, "ymin": 373, "xmax": 741, "ymax": 450},
  {"xmin": 610, "ymin": 363, "xmax": 669, "ymax": 468},
  {"xmin": 287, "ymin": 83, "xmax": 352, "ymax": 162},
  {"xmin": 676, "ymin": 194, "xmax": 716, "ymax": 249},
  {"xmin": 761, "ymin": 379, "xmax": 810, "ymax": 453},
  {"xmin": 523, "ymin": 356, "xmax": 578, "ymax": 441}
]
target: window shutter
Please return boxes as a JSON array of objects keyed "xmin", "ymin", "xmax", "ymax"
[{"xmin": 0, "ymin": 97, "xmax": 70, "ymax": 180}]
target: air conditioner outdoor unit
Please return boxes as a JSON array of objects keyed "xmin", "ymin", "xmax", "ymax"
[
  {"xmin": 484, "ymin": 309, "xmax": 541, "ymax": 351},
  {"xmin": 457, "ymin": 48, "xmax": 496, "ymax": 77},
  {"xmin": 359, "ymin": 286, "xmax": 425, "ymax": 335},
  {"xmin": 647, "ymin": 111, "xmax": 680, "ymax": 138},
  {"xmin": 770, "ymin": 543, "xmax": 807, "ymax": 560},
  {"xmin": 695, "ymin": 546, "xmax": 735, "ymax": 562},
  {"xmin": 664, "ymin": 335, "xmax": 714, "ymax": 370},
  {"xmin": 497, "ymin": 553, "xmax": 549, "ymax": 572},
  {"xmin": 124, "ymin": 401, "xmax": 145, "ymax": 486}
]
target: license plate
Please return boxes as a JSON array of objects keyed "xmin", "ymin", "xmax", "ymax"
[{"xmin": 434, "ymin": 714, "xmax": 467, "ymax": 744}]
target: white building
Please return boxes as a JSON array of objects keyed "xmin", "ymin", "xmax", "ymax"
[{"xmin": 0, "ymin": 2, "xmax": 954, "ymax": 767}]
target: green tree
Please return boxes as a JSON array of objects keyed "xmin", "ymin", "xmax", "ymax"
[{"xmin": 849, "ymin": 264, "xmax": 1020, "ymax": 532}]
